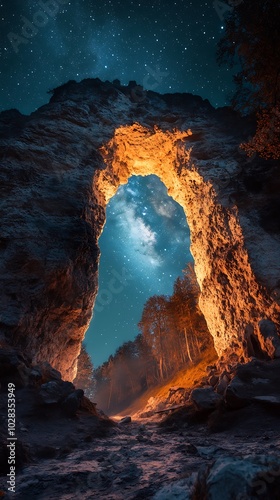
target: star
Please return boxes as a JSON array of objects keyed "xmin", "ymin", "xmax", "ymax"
[{"xmin": 87, "ymin": 174, "xmax": 192, "ymax": 366}]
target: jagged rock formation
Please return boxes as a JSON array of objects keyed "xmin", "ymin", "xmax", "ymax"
[{"xmin": 0, "ymin": 78, "xmax": 280, "ymax": 380}]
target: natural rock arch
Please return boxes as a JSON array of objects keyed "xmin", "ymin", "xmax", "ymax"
[
  {"xmin": 96, "ymin": 124, "xmax": 280, "ymax": 366},
  {"xmin": 0, "ymin": 78, "xmax": 279, "ymax": 380}
]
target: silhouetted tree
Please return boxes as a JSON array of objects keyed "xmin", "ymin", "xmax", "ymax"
[
  {"xmin": 138, "ymin": 296, "xmax": 170, "ymax": 381},
  {"xmin": 138, "ymin": 264, "xmax": 212, "ymax": 379},
  {"xmin": 73, "ymin": 344, "xmax": 96, "ymax": 400},
  {"xmin": 131, "ymin": 334, "xmax": 158, "ymax": 390},
  {"xmin": 170, "ymin": 263, "xmax": 210, "ymax": 364},
  {"xmin": 93, "ymin": 336, "xmax": 157, "ymax": 413},
  {"xmin": 94, "ymin": 265, "xmax": 212, "ymax": 414},
  {"xmin": 170, "ymin": 266, "xmax": 198, "ymax": 364},
  {"xmin": 217, "ymin": 0, "xmax": 280, "ymax": 158},
  {"xmin": 241, "ymin": 106, "xmax": 280, "ymax": 160}
]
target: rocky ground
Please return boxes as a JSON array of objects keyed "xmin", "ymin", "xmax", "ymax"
[
  {"xmin": 1, "ymin": 405, "xmax": 280, "ymax": 499},
  {"xmin": 1, "ymin": 348, "xmax": 280, "ymax": 499}
]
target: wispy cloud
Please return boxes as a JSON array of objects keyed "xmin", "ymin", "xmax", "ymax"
[{"xmin": 152, "ymin": 199, "xmax": 176, "ymax": 219}]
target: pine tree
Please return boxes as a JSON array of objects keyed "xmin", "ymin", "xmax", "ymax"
[
  {"xmin": 138, "ymin": 296, "xmax": 170, "ymax": 381},
  {"xmin": 73, "ymin": 344, "xmax": 96, "ymax": 400}
]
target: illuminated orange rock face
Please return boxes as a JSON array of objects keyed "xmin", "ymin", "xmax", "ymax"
[
  {"xmin": 95, "ymin": 123, "xmax": 280, "ymax": 366},
  {"xmin": 0, "ymin": 79, "xmax": 279, "ymax": 380}
]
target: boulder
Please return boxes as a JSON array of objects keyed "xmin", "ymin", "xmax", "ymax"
[
  {"xmin": 80, "ymin": 396, "xmax": 98, "ymax": 416},
  {"xmin": 208, "ymin": 374, "xmax": 219, "ymax": 387},
  {"xmin": 119, "ymin": 416, "xmax": 132, "ymax": 424},
  {"xmin": 167, "ymin": 387, "xmax": 189, "ymax": 405},
  {"xmin": 206, "ymin": 365, "xmax": 217, "ymax": 372},
  {"xmin": 257, "ymin": 319, "xmax": 280, "ymax": 358},
  {"xmin": 31, "ymin": 361, "xmax": 62, "ymax": 384},
  {"xmin": 220, "ymin": 371, "xmax": 231, "ymax": 383},
  {"xmin": 153, "ymin": 478, "xmax": 193, "ymax": 500},
  {"xmin": 29, "ymin": 368, "xmax": 42, "ymax": 385},
  {"xmin": 216, "ymin": 378, "xmax": 228, "ymax": 395},
  {"xmin": 190, "ymin": 387, "xmax": 222, "ymax": 412},
  {"xmin": 62, "ymin": 389, "xmax": 84, "ymax": 416},
  {"xmin": 193, "ymin": 455, "xmax": 280, "ymax": 499},
  {"xmin": 0, "ymin": 348, "xmax": 30, "ymax": 387},
  {"xmin": 225, "ymin": 358, "xmax": 280, "ymax": 409},
  {"xmin": 38, "ymin": 380, "xmax": 75, "ymax": 405}
]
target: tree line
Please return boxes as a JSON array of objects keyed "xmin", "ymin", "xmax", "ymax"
[{"xmin": 89, "ymin": 264, "xmax": 212, "ymax": 414}]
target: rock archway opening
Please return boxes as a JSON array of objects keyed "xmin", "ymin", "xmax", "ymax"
[
  {"xmin": 2, "ymin": 113, "xmax": 279, "ymax": 382},
  {"xmin": 85, "ymin": 173, "xmax": 193, "ymax": 369},
  {"xmin": 85, "ymin": 122, "xmax": 279, "ymax": 384},
  {"xmin": 91, "ymin": 123, "xmax": 221, "ymax": 369},
  {"xmin": 1, "ymin": 82, "xmax": 280, "ymax": 383}
]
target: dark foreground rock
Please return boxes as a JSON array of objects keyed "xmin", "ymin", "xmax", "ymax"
[
  {"xmin": 1, "ymin": 350, "xmax": 280, "ymax": 498},
  {"xmin": 193, "ymin": 455, "xmax": 280, "ymax": 499},
  {"xmin": 154, "ymin": 455, "xmax": 280, "ymax": 499},
  {"xmin": 0, "ymin": 347, "xmax": 114, "ymax": 483},
  {"xmin": 119, "ymin": 416, "xmax": 132, "ymax": 425},
  {"xmin": 38, "ymin": 380, "xmax": 75, "ymax": 405},
  {"xmin": 225, "ymin": 358, "xmax": 280, "ymax": 409},
  {"xmin": 0, "ymin": 348, "xmax": 30, "ymax": 387},
  {"xmin": 61, "ymin": 389, "xmax": 84, "ymax": 416},
  {"xmin": 30, "ymin": 362, "xmax": 62, "ymax": 385},
  {"xmin": 1, "ymin": 411, "xmax": 280, "ymax": 500},
  {"xmin": 190, "ymin": 387, "xmax": 222, "ymax": 412}
]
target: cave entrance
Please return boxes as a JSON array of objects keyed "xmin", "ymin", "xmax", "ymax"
[
  {"xmin": 86, "ymin": 121, "xmax": 228, "ymax": 380},
  {"xmin": 85, "ymin": 174, "xmax": 193, "ymax": 368},
  {"xmin": 35, "ymin": 120, "xmax": 266, "ymax": 380},
  {"xmin": 3, "ymin": 95, "xmax": 278, "ymax": 383}
]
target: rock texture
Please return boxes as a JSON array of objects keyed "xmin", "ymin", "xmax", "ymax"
[
  {"xmin": 0, "ymin": 78, "xmax": 280, "ymax": 379},
  {"xmin": 190, "ymin": 387, "xmax": 222, "ymax": 412},
  {"xmin": 192, "ymin": 455, "xmax": 280, "ymax": 500},
  {"xmin": 225, "ymin": 358, "xmax": 280, "ymax": 409}
]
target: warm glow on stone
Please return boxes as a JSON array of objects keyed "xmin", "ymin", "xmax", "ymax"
[
  {"xmin": 96, "ymin": 124, "xmax": 192, "ymax": 203},
  {"xmin": 93, "ymin": 123, "xmax": 280, "ymax": 370},
  {"xmin": 1, "ymin": 80, "xmax": 279, "ymax": 380}
]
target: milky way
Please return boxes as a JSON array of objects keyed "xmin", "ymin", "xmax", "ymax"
[
  {"xmin": 86, "ymin": 176, "xmax": 192, "ymax": 367},
  {"xmin": 0, "ymin": 0, "xmax": 234, "ymax": 114}
]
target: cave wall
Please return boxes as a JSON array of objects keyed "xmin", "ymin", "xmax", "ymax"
[{"xmin": 0, "ymin": 78, "xmax": 279, "ymax": 380}]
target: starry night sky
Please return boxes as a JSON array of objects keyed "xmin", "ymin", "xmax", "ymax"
[
  {"xmin": 86, "ymin": 176, "xmax": 192, "ymax": 366},
  {"xmin": 0, "ymin": 0, "xmax": 235, "ymax": 366}
]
